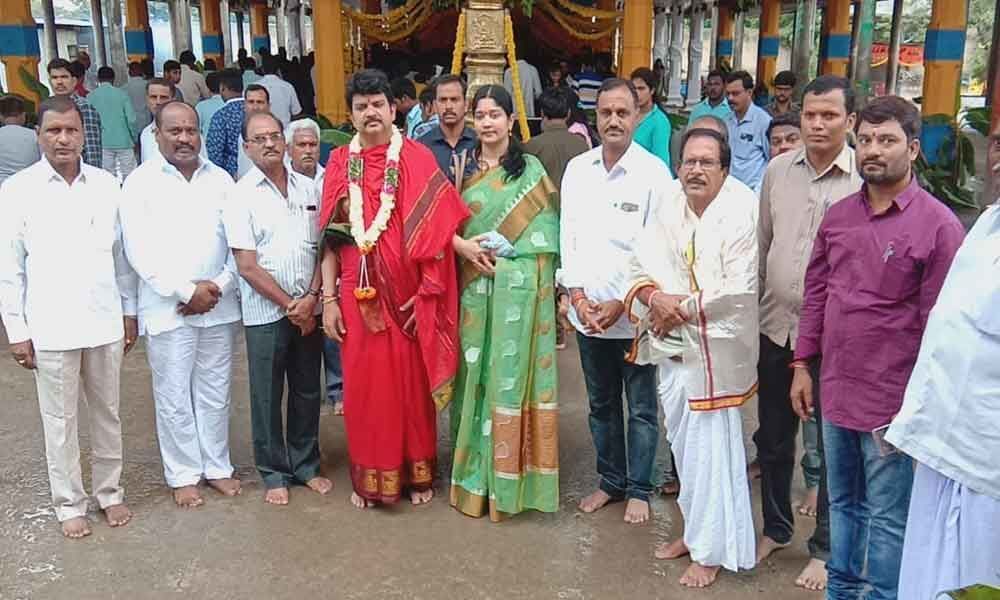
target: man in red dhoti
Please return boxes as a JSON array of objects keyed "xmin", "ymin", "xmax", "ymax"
[{"xmin": 320, "ymin": 69, "xmax": 469, "ymax": 508}]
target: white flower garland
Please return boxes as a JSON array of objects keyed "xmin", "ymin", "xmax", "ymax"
[{"xmin": 347, "ymin": 126, "xmax": 404, "ymax": 255}]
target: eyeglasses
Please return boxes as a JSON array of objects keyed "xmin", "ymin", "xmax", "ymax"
[
  {"xmin": 680, "ymin": 158, "xmax": 721, "ymax": 170},
  {"xmin": 248, "ymin": 132, "xmax": 283, "ymax": 145}
]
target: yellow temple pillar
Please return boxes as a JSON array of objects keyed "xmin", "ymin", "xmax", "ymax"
[
  {"xmin": 315, "ymin": 0, "xmax": 347, "ymax": 124},
  {"xmin": 251, "ymin": 0, "xmax": 270, "ymax": 54},
  {"xmin": 125, "ymin": 0, "xmax": 153, "ymax": 61},
  {"xmin": 200, "ymin": 0, "xmax": 224, "ymax": 65},
  {"xmin": 620, "ymin": 0, "xmax": 653, "ymax": 77},
  {"xmin": 716, "ymin": 6, "xmax": 735, "ymax": 69},
  {"xmin": 757, "ymin": 0, "xmax": 780, "ymax": 91},
  {"xmin": 819, "ymin": 0, "xmax": 850, "ymax": 76},
  {"xmin": 920, "ymin": 0, "xmax": 967, "ymax": 164},
  {"xmin": 0, "ymin": 0, "xmax": 42, "ymax": 108}
]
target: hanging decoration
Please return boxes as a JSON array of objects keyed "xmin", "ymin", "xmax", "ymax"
[
  {"xmin": 451, "ymin": 10, "xmax": 467, "ymax": 75},
  {"xmin": 504, "ymin": 13, "xmax": 532, "ymax": 142}
]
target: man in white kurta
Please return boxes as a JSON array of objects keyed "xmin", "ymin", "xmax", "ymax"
[
  {"xmin": 121, "ymin": 101, "xmax": 243, "ymax": 508},
  {"xmin": 625, "ymin": 129, "xmax": 758, "ymax": 587},
  {"xmin": 885, "ymin": 197, "xmax": 1000, "ymax": 597},
  {"xmin": 0, "ymin": 97, "xmax": 138, "ymax": 539}
]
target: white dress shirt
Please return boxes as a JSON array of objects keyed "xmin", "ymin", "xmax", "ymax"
[
  {"xmin": 120, "ymin": 156, "xmax": 242, "ymax": 336},
  {"xmin": 258, "ymin": 74, "xmax": 302, "ymax": 126},
  {"xmin": 224, "ymin": 166, "xmax": 321, "ymax": 326},
  {"xmin": 559, "ymin": 142, "xmax": 674, "ymax": 338},
  {"xmin": 886, "ymin": 203, "xmax": 1000, "ymax": 500},
  {"xmin": 0, "ymin": 158, "xmax": 137, "ymax": 351},
  {"xmin": 140, "ymin": 122, "xmax": 208, "ymax": 165}
]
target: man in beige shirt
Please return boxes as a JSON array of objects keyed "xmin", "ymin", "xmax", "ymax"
[{"xmin": 755, "ymin": 75, "xmax": 863, "ymax": 592}]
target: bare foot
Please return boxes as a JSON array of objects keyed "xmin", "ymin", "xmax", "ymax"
[
  {"xmin": 654, "ymin": 538, "xmax": 690, "ymax": 560},
  {"xmin": 103, "ymin": 503, "xmax": 132, "ymax": 527},
  {"xmin": 756, "ymin": 535, "xmax": 791, "ymax": 564},
  {"xmin": 679, "ymin": 562, "xmax": 721, "ymax": 588},
  {"xmin": 748, "ymin": 459, "xmax": 762, "ymax": 480},
  {"xmin": 350, "ymin": 492, "xmax": 374, "ymax": 509},
  {"xmin": 578, "ymin": 489, "xmax": 617, "ymax": 514},
  {"xmin": 173, "ymin": 485, "xmax": 204, "ymax": 508},
  {"xmin": 207, "ymin": 477, "xmax": 242, "ymax": 497},
  {"xmin": 61, "ymin": 516, "xmax": 92, "ymax": 539},
  {"xmin": 795, "ymin": 558, "xmax": 828, "ymax": 591},
  {"xmin": 332, "ymin": 401, "xmax": 344, "ymax": 416},
  {"xmin": 410, "ymin": 488, "xmax": 434, "ymax": 505},
  {"xmin": 624, "ymin": 498, "xmax": 650, "ymax": 524},
  {"xmin": 797, "ymin": 487, "xmax": 818, "ymax": 518},
  {"xmin": 264, "ymin": 487, "xmax": 289, "ymax": 506},
  {"xmin": 305, "ymin": 476, "xmax": 333, "ymax": 495},
  {"xmin": 658, "ymin": 480, "xmax": 680, "ymax": 496}
]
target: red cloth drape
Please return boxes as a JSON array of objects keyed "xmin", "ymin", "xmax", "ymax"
[{"xmin": 322, "ymin": 139, "xmax": 469, "ymax": 502}]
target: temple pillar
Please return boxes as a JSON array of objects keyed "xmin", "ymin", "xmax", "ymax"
[
  {"xmin": 920, "ymin": 0, "xmax": 968, "ymax": 164},
  {"xmin": 251, "ymin": 0, "xmax": 271, "ymax": 55},
  {"xmin": 757, "ymin": 0, "xmax": 780, "ymax": 94},
  {"xmin": 104, "ymin": 0, "xmax": 127, "ymax": 81},
  {"xmin": 41, "ymin": 0, "xmax": 58, "ymax": 62},
  {"xmin": 620, "ymin": 0, "xmax": 653, "ymax": 76},
  {"xmin": 0, "ymin": 0, "xmax": 42, "ymax": 107},
  {"xmin": 665, "ymin": 3, "xmax": 684, "ymax": 106},
  {"xmin": 221, "ymin": 0, "xmax": 233, "ymax": 64},
  {"xmin": 125, "ymin": 0, "xmax": 153, "ymax": 61},
  {"xmin": 686, "ymin": 5, "xmax": 705, "ymax": 106},
  {"xmin": 791, "ymin": 0, "xmax": 817, "ymax": 93},
  {"xmin": 314, "ymin": 0, "xmax": 346, "ymax": 123},
  {"xmin": 886, "ymin": 0, "xmax": 904, "ymax": 95},
  {"xmin": 819, "ymin": 0, "xmax": 851, "ymax": 76},
  {"xmin": 89, "ymin": 0, "xmax": 108, "ymax": 65},
  {"xmin": 852, "ymin": 0, "xmax": 875, "ymax": 106},
  {"xmin": 653, "ymin": 5, "xmax": 669, "ymax": 66},
  {"xmin": 200, "ymin": 0, "xmax": 224, "ymax": 65},
  {"xmin": 716, "ymin": 4, "xmax": 734, "ymax": 70}
]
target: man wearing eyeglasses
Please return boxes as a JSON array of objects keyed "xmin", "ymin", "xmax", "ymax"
[
  {"xmin": 223, "ymin": 111, "xmax": 332, "ymax": 506},
  {"xmin": 625, "ymin": 127, "xmax": 759, "ymax": 588}
]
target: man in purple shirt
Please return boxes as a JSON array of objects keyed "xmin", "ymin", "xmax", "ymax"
[{"xmin": 790, "ymin": 96, "xmax": 964, "ymax": 600}]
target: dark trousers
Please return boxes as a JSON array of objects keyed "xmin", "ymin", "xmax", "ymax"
[
  {"xmin": 754, "ymin": 334, "xmax": 830, "ymax": 560},
  {"xmin": 576, "ymin": 333, "xmax": 658, "ymax": 502},
  {"xmin": 245, "ymin": 318, "xmax": 323, "ymax": 489}
]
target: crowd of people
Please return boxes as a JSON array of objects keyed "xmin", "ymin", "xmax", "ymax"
[{"xmin": 0, "ymin": 45, "xmax": 998, "ymax": 600}]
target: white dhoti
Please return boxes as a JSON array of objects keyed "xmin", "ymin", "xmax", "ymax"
[
  {"xmin": 657, "ymin": 361, "xmax": 756, "ymax": 572},
  {"xmin": 146, "ymin": 322, "xmax": 237, "ymax": 487},
  {"xmin": 897, "ymin": 463, "xmax": 1000, "ymax": 599}
]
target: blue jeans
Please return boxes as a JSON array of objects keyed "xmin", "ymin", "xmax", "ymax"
[
  {"xmin": 576, "ymin": 333, "xmax": 658, "ymax": 502},
  {"xmin": 823, "ymin": 420, "xmax": 913, "ymax": 600},
  {"xmin": 323, "ymin": 338, "xmax": 342, "ymax": 405}
]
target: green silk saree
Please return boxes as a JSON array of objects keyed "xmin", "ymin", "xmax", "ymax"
[{"xmin": 449, "ymin": 154, "xmax": 561, "ymax": 521}]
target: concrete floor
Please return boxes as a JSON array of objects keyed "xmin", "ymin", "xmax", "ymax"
[{"xmin": 1, "ymin": 329, "xmax": 823, "ymax": 600}]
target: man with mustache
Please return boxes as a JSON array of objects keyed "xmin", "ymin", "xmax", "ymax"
[
  {"xmin": 0, "ymin": 96, "xmax": 138, "ymax": 538},
  {"xmin": 207, "ymin": 69, "xmax": 263, "ymax": 179},
  {"xmin": 224, "ymin": 111, "xmax": 333, "ymax": 506},
  {"xmin": 417, "ymin": 74, "xmax": 477, "ymax": 186},
  {"xmin": 560, "ymin": 79, "xmax": 674, "ymax": 527},
  {"xmin": 120, "ymin": 101, "xmax": 243, "ymax": 509},
  {"xmin": 886, "ymin": 117, "xmax": 1000, "ymax": 599},
  {"xmin": 724, "ymin": 70, "xmax": 771, "ymax": 194},
  {"xmin": 756, "ymin": 75, "xmax": 862, "ymax": 592},
  {"xmin": 792, "ymin": 96, "xmax": 964, "ymax": 600},
  {"xmin": 626, "ymin": 127, "xmax": 759, "ymax": 587},
  {"xmin": 141, "ymin": 78, "xmax": 208, "ymax": 165},
  {"xmin": 320, "ymin": 69, "xmax": 468, "ymax": 509}
]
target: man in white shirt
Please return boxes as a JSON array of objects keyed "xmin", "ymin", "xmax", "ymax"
[
  {"xmin": 285, "ymin": 118, "xmax": 341, "ymax": 414},
  {"xmin": 257, "ymin": 59, "xmax": 301, "ymax": 126},
  {"xmin": 0, "ymin": 97, "xmax": 138, "ymax": 539},
  {"xmin": 140, "ymin": 78, "xmax": 207, "ymax": 165},
  {"xmin": 503, "ymin": 58, "xmax": 544, "ymax": 118},
  {"xmin": 560, "ymin": 78, "xmax": 673, "ymax": 526},
  {"xmin": 177, "ymin": 51, "xmax": 211, "ymax": 105},
  {"xmin": 886, "ymin": 119, "xmax": 1000, "ymax": 599},
  {"xmin": 224, "ymin": 111, "xmax": 331, "ymax": 506},
  {"xmin": 120, "ymin": 101, "xmax": 243, "ymax": 509}
]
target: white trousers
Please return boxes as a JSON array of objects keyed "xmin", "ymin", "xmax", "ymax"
[
  {"xmin": 657, "ymin": 361, "xmax": 756, "ymax": 572},
  {"xmin": 101, "ymin": 148, "xmax": 137, "ymax": 182},
  {"xmin": 34, "ymin": 340, "xmax": 125, "ymax": 522},
  {"xmin": 897, "ymin": 463, "xmax": 1000, "ymax": 599},
  {"xmin": 146, "ymin": 323, "xmax": 237, "ymax": 487}
]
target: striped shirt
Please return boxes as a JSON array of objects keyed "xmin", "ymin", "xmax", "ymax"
[
  {"xmin": 223, "ymin": 166, "xmax": 321, "ymax": 326},
  {"xmin": 71, "ymin": 94, "xmax": 104, "ymax": 168},
  {"xmin": 572, "ymin": 71, "xmax": 604, "ymax": 111}
]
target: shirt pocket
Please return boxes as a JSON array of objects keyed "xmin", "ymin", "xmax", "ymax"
[{"xmin": 875, "ymin": 238, "xmax": 919, "ymax": 300}]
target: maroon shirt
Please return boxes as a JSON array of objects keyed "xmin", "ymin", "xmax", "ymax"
[{"xmin": 794, "ymin": 177, "xmax": 964, "ymax": 431}]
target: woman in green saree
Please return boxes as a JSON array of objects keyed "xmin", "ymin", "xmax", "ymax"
[{"xmin": 449, "ymin": 85, "xmax": 561, "ymax": 522}]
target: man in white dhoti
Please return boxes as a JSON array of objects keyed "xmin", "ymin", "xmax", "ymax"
[
  {"xmin": 120, "ymin": 101, "xmax": 243, "ymax": 508},
  {"xmin": 884, "ymin": 119, "xmax": 1000, "ymax": 598},
  {"xmin": 625, "ymin": 128, "xmax": 758, "ymax": 587}
]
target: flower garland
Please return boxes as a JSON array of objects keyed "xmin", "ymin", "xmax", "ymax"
[
  {"xmin": 347, "ymin": 126, "xmax": 405, "ymax": 300},
  {"xmin": 451, "ymin": 11, "xmax": 467, "ymax": 76},
  {"xmin": 504, "ymin": 14, "xmax": 532, "ymax": 142}
]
